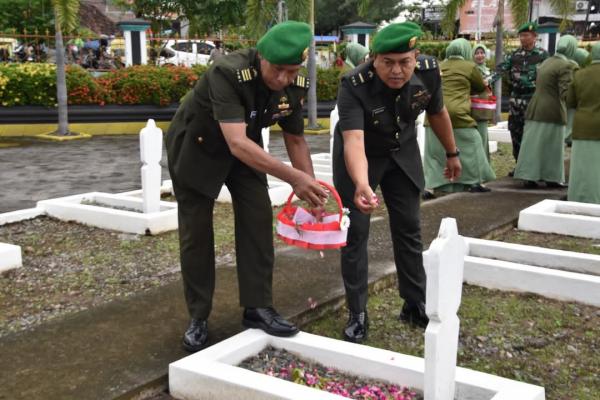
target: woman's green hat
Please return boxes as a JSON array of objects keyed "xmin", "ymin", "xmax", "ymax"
[
  {"xmin": 372, "ymin": 22, "xmax": 422, "ymax": 54},
  {"xmin": 256, "ymin": 21, "xmax": 312, "ymax": 65},
  {"xmin": 518, "ymin": 22, "xmax": 538, "ymax": 33}
]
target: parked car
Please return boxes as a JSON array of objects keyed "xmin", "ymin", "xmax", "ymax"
[{"xmin": 157, "ymin": 39, "xmax": 215, "ymax": 67}]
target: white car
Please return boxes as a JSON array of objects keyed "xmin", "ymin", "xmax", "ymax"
[{"xmin": 157, "ymin": 39, "xmax": 215, "ymax": 67}]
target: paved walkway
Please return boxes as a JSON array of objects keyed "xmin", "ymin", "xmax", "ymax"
[
  {"xmin": 0, "ymin": 161, "xmax": 566, "ymax": 399},
  {"xmin": 0, "ymin": 134, "xmax": 330, "ymax": 213}
]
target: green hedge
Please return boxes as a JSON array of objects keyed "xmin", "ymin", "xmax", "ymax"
[{"xmin": 0, "ymin": 63, "xmax": 345, "ymax": 106}]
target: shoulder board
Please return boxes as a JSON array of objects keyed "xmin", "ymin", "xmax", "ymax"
[
  {"xmin": 416, "ymin": 56, "xmax": 438, "ymax": 71},
  {"xmin": 235, "ymin": 67, "xmax": 257, "ymax": 83},
  {"xmin": 293, "ymin": 75, "xmax": 310, "ymax": 89},
  {"xmin": 349, "ymin": 70, "xmax": 374, "ymax": 87}
]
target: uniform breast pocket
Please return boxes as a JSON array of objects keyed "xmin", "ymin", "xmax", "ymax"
[
  {"xmin": 370, "ymin": 107, "xmax": 394, "ymax": 131},
  {"xmin": 190, "ymin": 119, "xmax": 228, "ymax": 155}
]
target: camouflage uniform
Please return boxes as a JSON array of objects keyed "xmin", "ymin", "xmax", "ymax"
[{"xmin": 498, "ymin": 46, "xmax": 549, "ymax": 160}]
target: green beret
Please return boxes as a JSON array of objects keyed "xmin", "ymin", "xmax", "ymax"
[
  {"xmin": 518, "ymin": 22, "xmax": 538, "ymax": 33},
  {"xmin": 372, "ymin": 22, "xmax": 422, "ymax": 54},
  {"xmin": 257, "ymin": 21, "xmax": 311, "ymax": 65}
]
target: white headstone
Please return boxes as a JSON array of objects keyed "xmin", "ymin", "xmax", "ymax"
[
  {"xmin": 423, "ymin": 218, "xmax": 468, "ymax": 400},
  {"xmin": 261, "ymin": 127, "xmax": 270, "ymax": 153},
  {"xmin": 416, "ymin": 111, "xmax": 426, "ymax": 159},
  {"xmin": 329, "ymin": 106, "xmax": 339, "ymax": 158},
  {"xmin": 140, "ymin": 119, "xmax": 163, "ymax": 213}
]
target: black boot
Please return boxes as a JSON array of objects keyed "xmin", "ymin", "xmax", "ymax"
[
  {"xmin": 343, "ymin": 311, "xmax": 368, "ymax": 343},
  {"xmin": 242, "ymin": 307, "xmax": 299, "ymax": 337},
  {"xmin": 399, "ymin": 302, "xmax": 429, "ymax": 329},
  {"xmin": 468, "ymin": 184, "xmax": 491, "ymax": 193},
  {"xmin": 182, "ymin": 318, "xmax": 208, "ymax": 353}
]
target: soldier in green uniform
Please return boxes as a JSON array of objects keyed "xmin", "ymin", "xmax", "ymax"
[
  {"xmin": 497, "ymin": 22, "xmax": 549, "ymax": 169},
  {"xmin": 333, "ymin": 22, "xmax": 461, "ymax": 343},
  {"xmin": 166, "ymin": 21, "xmax": 328, "ymax": 352}
]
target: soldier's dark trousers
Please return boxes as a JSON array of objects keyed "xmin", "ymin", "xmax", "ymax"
[
  {"xmin": 173, "ymin": 161, "xmax": 274, "ymax": 320},
  {"xmin": 508, "ymin": 96, "xmax": 531, "ymax": 161},
  {"xmin": 334, "ymin": 157, "xmax": 426, "ymax": 313}
]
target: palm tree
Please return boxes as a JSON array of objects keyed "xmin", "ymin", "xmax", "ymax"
[{"xmin": 52, "ymin": 0, "xmax": 80, "ymax": 136}]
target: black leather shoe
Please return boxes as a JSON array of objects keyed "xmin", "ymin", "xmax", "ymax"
[
  {"xmin": 522, "ymin": 180, "xmax": 539, "ymax": 189},
  {"xmin": 343, "ymin": 311, "xmax": 368, "ymax": 343},
  {"xmin": 242, "ymin": 307, "xmax": 299, "ymax": 337},
  {"xmin": 468, "ymin": 184, "xmax": 491, "ymax": 193},
  {"xmin": 182, "ymin": 318, "xmax": 208, "ymax": 353},
  {"xmin": 399, "ymin": 302, "xmax": 429, "ymax": 329},
  {"xmin": 545, "ymin": 181, "xmax": 568, "ymax": 188},
  {"xmin": 421, "ymin": 190, "xmax": 436, "ymax": 200},
  {"xmin": 508, "ymin": 169, "xmax": 515, "ymax": 177}
]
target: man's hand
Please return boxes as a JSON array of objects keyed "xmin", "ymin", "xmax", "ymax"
[
  {"xmin": 444, "ymin": 157, "xmax": 462, "ymax": 182},
  {"xmin": 353, "ymin": 183, "xmax": 379, "ymax": 214},
  {"xmin": 291, "ymin": 172, "xmax": 328, "ymax": 208}
]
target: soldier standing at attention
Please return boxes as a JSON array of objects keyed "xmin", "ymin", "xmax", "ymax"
[
  {"xmin": 333, "ymin": 22, "xmax": 461, "ymax": 343},
  {"xmin": 497, "ymin": 22, "xmax": 549, "ymax": 173},
  {"xmin": 166, "ymin": 21, "xmax": 328, "ymax": 353}
]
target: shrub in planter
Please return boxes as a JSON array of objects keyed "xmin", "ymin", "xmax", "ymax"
[
  {"xmin": 67, "ymin": 64, "xmax": 104, "ymax": 105},
  {"xmin": 316, "ymin": 68, "xmax": 341, "ymax": 102},
  {"xmin": 0, "ymin": 63, "xmax": 56, "ymax": 106},
  {"xmin": 104, "ymin": 65, "xmax": 198, "ymax": 106}
]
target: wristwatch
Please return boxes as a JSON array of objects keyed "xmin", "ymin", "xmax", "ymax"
[{"xmin": 446, "ymin": 148, "xmax": 460, "ymax": 158}]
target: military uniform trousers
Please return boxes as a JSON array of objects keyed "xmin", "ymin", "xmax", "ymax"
[
  {"xmin": 333, "ymin": 153, "xmax": 426, "ymax": 313},
  {"xmin": 172, "ymin": 160, "xmax": 274, "ymax": 320},
  {"xmin": 508, "ymin": 95, "xmax": 532, "ymax": 161}
]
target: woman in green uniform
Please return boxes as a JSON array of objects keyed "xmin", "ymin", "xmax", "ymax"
[
  {"xmin": 567, "ymin": 42, "xmax": 600, "ymax": 203},
  {"xmin": 339, "ymin": 42, "xmax": 369, "ymax": 76},
  {"xmin": 565, "ymin": 48, "xmax": 590, "ymax": 146},
  {"xmin": 424, "ymin": 38, "xmax": 495, "ymax": 193},
  {"xmin": 471, "ymin": 43, "xmax": 495, "ymax": 161},
  {"xmin": 514, "ymin": 35, "xmax": 577, "ymax": 188}
]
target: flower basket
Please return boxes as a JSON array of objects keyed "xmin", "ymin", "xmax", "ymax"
[
  {"xmin": 276, "ymin": 180, "xmax": 349, "ymax": 250},
  {"xmin": 471, "ymin": 95, "xmax": 497, "ymax": 121}
]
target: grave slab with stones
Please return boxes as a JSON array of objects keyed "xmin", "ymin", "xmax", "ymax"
[
  {"xmin": 34, "ymin": 120, "xmax": 178, "ymax": 235},
  {"xmin": 518, "ymin": 200, "xmax": 600, "ymax": 240},
  {"xmin": 169, "ymin": 219, "xmax": 545, "ymax": 400},
  {"xmin": 0, "ymin": 242, "xmax": 22, "ymax": 273},
  {"xmin": 461, "ymin": 237, "xmax": 600, "ymax": 307}
]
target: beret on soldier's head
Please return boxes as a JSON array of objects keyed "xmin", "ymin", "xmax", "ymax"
[
  {"xmin": 518, "ymin": 22, "xmax": 538, "ymax": 33},
  {"xmin": 257, "ymin": 21, "xmax": 311, "ymax": 65},
  {"xmin": 371, "ymin": 22, "xmax": 422, "ymax": 54}
]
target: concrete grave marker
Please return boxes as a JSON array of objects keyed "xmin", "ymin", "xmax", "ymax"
[
  {"xmin": 518, "ymin": 200, "xmax": 600, "ymax": 239},
  {"xmin": 0, "ymin": 243, "xmax": 22, "ymax": 273},
  {"xmin": 140, "ymin": 119, "xmax": 162, "ymax": 213},
  {"xmin": 423, "ymin": 218, "xmax": 468, "ymax": 400}
]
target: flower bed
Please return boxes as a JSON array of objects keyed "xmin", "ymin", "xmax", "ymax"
[
  {"xmin": 239, "ymin": 346, "xmax": 422, "ymax": 400},
  {"xmin": 0, "ymin": 63, "xmax": 342, "ymax": 107}
]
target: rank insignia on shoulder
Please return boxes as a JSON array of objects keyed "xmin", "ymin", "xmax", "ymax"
[
  {"xmin": 350, "ymin": 71, "xmax": 373, "ymax": 86},
  {"xmin": 236, "ymin": 67, "xmax": 257, "ymax": 83},
  {"xmin": 416, "ymin": 56, "xmax": 438, "ymax": 71},
  {"xmin": 294, "ymin": 75, "xmax": 309, "ymax": 89}
]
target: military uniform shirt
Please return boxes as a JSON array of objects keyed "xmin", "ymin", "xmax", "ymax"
[
  {"xmin": 166, "ymin": 48, "xmax": 309, "ymax": 198},
  {"xmin": 498, "ymin": 46, "xmax": 549, "ymax": 98},
  {"xmin": 335, "ymin": 56, "xmax": 443, "ymax": 189}
]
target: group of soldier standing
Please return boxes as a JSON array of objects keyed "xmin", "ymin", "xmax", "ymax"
[{"xmin": 165, "ymin": 19, "xmax": 600, "ymax": 352}]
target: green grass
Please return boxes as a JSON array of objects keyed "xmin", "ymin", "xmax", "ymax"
[
  {"xmin": 486, "ymin": 228, "xmax": 600, "ymax": 256},
  {"xmin": 304, "ymin": 285, "xmax": 600, "ymax": 400},
  {"xmin": 490, "ymin": 142, "xmax": 515, "ymax": 178}
]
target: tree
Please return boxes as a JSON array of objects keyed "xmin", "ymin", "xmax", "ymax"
[
  {"xmin": 181, "ymin": 0, "xmax": 247, "ymax": 37},
  {"xmin": 315, "ymin": 0, "xmax": 402, "ymax": 35},
  {"xmin": 114, "ymin": 0, "xmax": 182, "ymax": 34},
  {"xmin": 0, "ymin": 0, "xmax": 54, "ymax": 34},
  {"xmin": 52, "ymin": 0, "xmax": 79, "ymax": 136}
]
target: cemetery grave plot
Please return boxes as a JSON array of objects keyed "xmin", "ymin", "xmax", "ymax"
[{"xmin": 304, "ymin": 285, "xmax": 599, "ymax": 400}]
